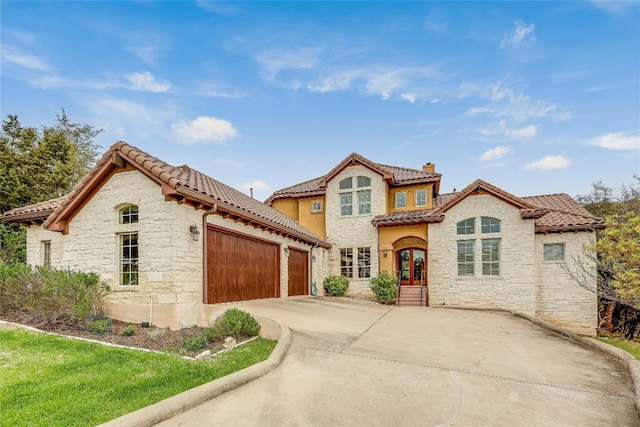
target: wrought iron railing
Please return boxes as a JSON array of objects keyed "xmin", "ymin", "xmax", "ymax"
[{"xmin": 393, "ymin": 270, "xmax": 427, "ymax": 306}]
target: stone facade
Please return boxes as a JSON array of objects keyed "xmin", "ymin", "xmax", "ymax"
[
  {"xmin": 324, "ymin": 164, "xmax": 385, "ymax": 296},
  {"xmin": 428, "ymin": 193, "xmax": 597, "ymax": 333}
]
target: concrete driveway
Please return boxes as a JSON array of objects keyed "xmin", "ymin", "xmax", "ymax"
[{"xmin": 159, "ymin": 297, "xmax": 638, "ymax": 426}]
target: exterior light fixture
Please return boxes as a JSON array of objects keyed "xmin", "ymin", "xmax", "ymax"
[
  {"xmin": 189, "ymin": 224, "xmax": 200, "ymax": 241},
  {"xmin": 312, "ymin": 255, "xmax": 316, "ymax": 262},
  {"xmin": 383, "ymin": 249, "xmax": 388, "ymax": 257},
  {"xmin": 284, "ymin": 247, "xmax": 290, "ymax": 255}
]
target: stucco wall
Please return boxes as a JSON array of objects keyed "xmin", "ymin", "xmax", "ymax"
[
  {"xmin": 428, "ymin": 194, "xmax": 537, "ymax": 314},
  {"xmin": 325, "ymin": 164, "xmax": 385, "ymax": 296},
  {"xmin": 535, "ymin": 232, "xmax": 597, "ymax": 333}
]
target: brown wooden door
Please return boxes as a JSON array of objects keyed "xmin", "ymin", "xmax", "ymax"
[
  {"xmin": 397, "ymin": 248, "xmax": 426, "ymax": 286},
  {"xmin": 206, "ymin": 226, "xmax": 280, "ymax": 304},
  {"xmin": 288, "ymin": 248, "xmax": 309, "ymax": 296}
]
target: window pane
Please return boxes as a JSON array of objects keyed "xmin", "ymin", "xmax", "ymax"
[
  {"xmin": 340, "ymin": 248, "xmax": 353, "ymax": 277},
  {"xmin": 543, "ymin": 243, "xmax": 564, "ymax": 261},
  {"xmin": 358, "ymin": 247, "xmax": 371, "ymax": 278},
  {"xmin": 358, "ymin": 190, "xmax": 371, "ymax": 215},
  {"xmin": 457, "ymin": 218, "xmax": 475, "ymax": 235},
  {"xmin": 357, "ymin": 176, "xmax": 371, "ymax": 188},
  {"xmin": 416, "ymin": 190, "xmax": 426, "ymax": 206},
  {"xmin": 120, "ymin": 205, "xmax": 139, "ymax": 224},
  {"xmin": 481, "ymin": 217, "xmax": 501, "ymax": 233},
  {"xmin": 312, "ymin": 201, "xmax": 322, "ymax": 212},
  {"xmin": 396, "ymin": 192, "xmax": 406, "ymax": 208},
  {"xmin": 120, "ymin": 233, "xmax": 139, "ymax": 286},
  {"xmin": 457, "ymin": 241, "xmax": 474, "ymax": 276},
  {"xmin": 482, "ymin": 239, "xmax": 500, "ymax": 276},
  {"xmin": 340, "ymin": 193, "xmax": 352, "ymax": 216},
  {"xmin": 339, "ymin": 178, "xmax": 352, "ymax": 190}
]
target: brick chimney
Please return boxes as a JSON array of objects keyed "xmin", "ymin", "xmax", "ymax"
[{"xmin": 422, "ymin": 163, "xmax": 435, "ymax": 173}]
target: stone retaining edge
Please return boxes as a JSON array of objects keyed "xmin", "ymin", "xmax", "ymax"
[{"xmin": 97, "ymin": 319, "xmax": 291, "ymax": 427}]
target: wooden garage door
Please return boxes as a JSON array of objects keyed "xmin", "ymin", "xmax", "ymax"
[
  {"xmin": 207, "ymin": 225, "xmax": 280, "ymax": 304},
  {"xmin": 288, "ymin": 247, "xmax": 308, "ymax": 296}
]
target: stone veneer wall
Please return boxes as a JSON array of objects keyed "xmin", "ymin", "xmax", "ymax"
[
  {"xmin": 535, "ymin": 232, "xmax": 597, "ymax": 333},
  {"xmin": 428, "ymin": 194, "xmax": 537, "ymax": 314},
  {"xmin": 23, "ymin": 169, "xmax": 325, "ymax": 329},
  {"xmin": 324, "ymin": 164, "xmax": 386, "ymax": 296}
]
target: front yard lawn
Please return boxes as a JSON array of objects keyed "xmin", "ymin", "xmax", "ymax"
[
  {"xmin": 0, "ymin": 329, "xmax": 276, "ymax": 427},
  {"xmin": 598, "ymin": 336, "xmax": 640, "ymax": 360}
]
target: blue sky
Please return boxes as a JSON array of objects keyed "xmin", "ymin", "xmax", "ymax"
[{"xmin": 2, "ymin": 1, "xmax": 639, "ymax": 202}]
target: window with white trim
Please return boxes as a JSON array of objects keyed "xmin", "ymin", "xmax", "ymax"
[
  {"xmin": 481, "ymin": 217, "xmax": 501, "ymax": 233},
  {"xmin": 358, "ymin": 247, "xmax": 371, "ymax": 278},
  {"xmin": 482, "ymin": 239, "xmax": 500, "ymax": 276},
  {"xmin": 543, "ymin": 243, "xmax": 565, "ymax": 261},
  {"xmin": 357, "ymin": 190, "xmax": 371, "ymax": 214},
  {"xmin": 416, "ymin": 189, "xmax": 427, "ymax": 207},
  {"xmin": 42, "ymin": 241, "xmax": 51, "ymax": 268},
  {"xmin": 339, "ymin": 178, "xmax": 353, "ymax": 190},
  {"xmin": 457, "ymin": 218, "xmax": 475, "ymax": 235},
  {"xmin": 312, "ymin": 201, "xmax": 322, "ymax": 212},
  {"xmin": 120, "ymin": 233, "xmax": 139, "ymax": 286},
  {"xmin": 340, "ymin": 248, "xmax": 353, "ymax": 278},
  {"xmin": 457, "ymin": 240, "xmax": 475, "ymax": 276},
  {"xmin": 396, "ymin": 192, "xmax": 406, "ymax": 208},
  {"xmin": 119, "ymin": 205, "xmax": 139, "ymax": 224},
  {"xmin": 340, "ymin": 193, "xmax": 352, "ymax": 216},
  {"xmin": 339, "ymin": 176, "xmax": 371, "ymax": 216}
]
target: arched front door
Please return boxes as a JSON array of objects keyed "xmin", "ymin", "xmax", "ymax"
[{"xmin": 398, "ymin": 248, "xmax": 426, "ymax": 286}]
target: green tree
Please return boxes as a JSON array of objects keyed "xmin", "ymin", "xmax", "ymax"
[{"xmin": 0, "ymin": 110, "xmax": 102, "ymax": 264}]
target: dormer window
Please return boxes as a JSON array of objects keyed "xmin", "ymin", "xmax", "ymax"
[{"xmin": 120, "ymin": 205, "xmax": 139, "ymax": 224}]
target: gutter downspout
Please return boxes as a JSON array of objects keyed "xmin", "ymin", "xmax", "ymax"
[{"xmin": 202, "ymin": 204, "xmax": 218, "ymax": 304}]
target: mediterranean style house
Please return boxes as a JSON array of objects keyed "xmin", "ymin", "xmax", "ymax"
[{"xmin": 3, "ymin": 144, "xmax": 604, "ymax": 334}]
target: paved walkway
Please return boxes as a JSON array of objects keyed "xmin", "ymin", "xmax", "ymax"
[{"xmin": 159, "ymin": 297, "xmax": 638, "ymax": 426}]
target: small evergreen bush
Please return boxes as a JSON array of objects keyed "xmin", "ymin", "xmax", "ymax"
[
  {"xmin": 205, "ymin": 308, "xmax": 260, "ymax": 341},
  {"xmin": 86, "ymin": 318, "xmax": 111, "ymax": 335},
  {"xmin": 181, "ymin": 334, "xmax": 208, "ymax": 352},
  {"xmin": 323, "ymin": 275, "xmax": 349, "ymax": 297},
  {"xmin": 370, "ymin": 271, "xmax": 399, "ymax": 304},
  {"xmin": 122, "ymin": 326, "xmax": 136, "ymax": 337}
]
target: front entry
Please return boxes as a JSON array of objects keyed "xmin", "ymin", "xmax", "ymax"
[{"xmin": 398, "ymin": 248, "xmax": 426, "ymax": 286}]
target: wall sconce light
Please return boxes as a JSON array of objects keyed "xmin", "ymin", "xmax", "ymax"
[
  {"xmin": 189, "ymin": 224, "xmax": 200, "ymax": 241},
  {"xmin": 284, "ymin": 247, "xmax": 290, "ymax": 255},
  {"xmin": 383, "ymin": 249, "xmax": 388, "ymax": 257},
  {"xmin": 312, "ymin": 255, "xmax": 316, "ymax": 262}
]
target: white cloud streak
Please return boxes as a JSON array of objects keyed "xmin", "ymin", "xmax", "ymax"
[
  {"xmin": 239, "ymin": 179, "xmax": 271, "ymax": 199},
  {"xmin": 501, "ymin": 20, "xmax": 536, "ymax": 50},
  {"xmin": 478, "ymin": 146, "xmax": 512, "ymax": 162},
  {"xmin": 524, "ymin": 155, "xmax": 572, "ymax": 171},
  {"xmin": 125, "ymin": 71, "xmax": 171, "ymax": 92},
  {"xmin": 1, "ymin": 45, "xmax": 50, "ymax": 70},
  {"xmin": 172, "ymin": 116, "xmax": 238, "ymax": 144},
  {"xmin": 591, "ymin": 131, "xmax": 640, "ymax": 150}
]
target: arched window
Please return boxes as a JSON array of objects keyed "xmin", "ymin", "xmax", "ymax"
[
  {"xmin": 481, "ymin": 217, "xmax": 501, "ymax": 233},
  {"xmin": 119, "ymin": 205, "xmax": 139, "ymax": 224},
  {"xmin": 456, "ymin": 218, "xmax": 475, "ymax": 235}
]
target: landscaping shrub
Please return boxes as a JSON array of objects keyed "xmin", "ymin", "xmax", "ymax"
[
  {"xmin": 205, "ymin": 308, "xmax": 260, "ymax": 341},
  {"xmin": 0, "ymin": 263, "xmax": 110, "ymax": 326},
  {"xmin": 122, "ymin": 326, "xmax": 136, "ymax": 337},
  {"xmin": 148, "ymin": 328, "xmax": 166, "ymax": 340},
  {"xmin": 86, "ymin": 318, "xmax": 111, "ymax": 335},
  {"xmin": 323, "ymin": 275, "xmax": 349, "ymax": 297},
  {"xmin": 181, "ymin": 334, "xmax": 208, "ymax": 352},
  {"xmin": 370, "ymin": 271, "xmax": 399, "ymax": 304}
]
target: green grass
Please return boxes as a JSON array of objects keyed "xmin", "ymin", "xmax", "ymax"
[
  {"xmin": 598, "ymin": 336, "xmax": 640, "ymax": 360},
  {"xmin": 0, "ymin": 329, "xmax": 276, "ymax": 427}
]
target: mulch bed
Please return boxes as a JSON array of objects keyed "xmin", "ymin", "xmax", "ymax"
[{"xmin": 0, "ymin": 312, "xmax": 234, "ymax": 357}]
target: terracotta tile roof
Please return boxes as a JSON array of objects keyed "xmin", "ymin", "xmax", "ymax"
[
  {"xmin": 41, "ymin": 142, "xmax": 330, "ymax": 248},
  {"xmin": 372, "ymin": 209, "xmax": 444, "ymax": 227},
  {"xmin": 2, "ymin": 197, "xmax": 65, "ymax": 223},
  {"xmin": 523, "ymin": 193, "xmax": 605, "ymax": 233},
  {"xmin": 266, "ymin": 153, "xmax": 441, "ymax": 204}
]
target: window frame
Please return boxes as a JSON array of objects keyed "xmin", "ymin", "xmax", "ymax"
[
  {"xmin": 416, "ymin": 189, "xmax": 427, "ymax": 207},
  {"xmin": 119, "ymin": 205, "xmax": 139, "ymax": 224},
  {"xmin": 357, "ymin": 247, "xmax": 371, "ymax": 278},
  {"xmin": 340, "ymin": 248, "xmax": 354, "ymax": 278},
  {"xmin": 42, "ymin": 241, "xmax": 51, "ymax": 268},
  {"xmin": 481, "ymin": 239, "xmax": 501, "ymax": 276},
  {"xmin": 339, "ymin": 177, "xmax": 353, "ymax": 190},
  {"xmin": 543, "ymin": 243, "xmax": 565, "ymax": 261},
  {"xmin": 119, "ymin": 232, "xmax": 139, "ymax": 286},
  {"xmin": 457, "ymin": 240, "xmax": 475, "ymax": 277},
  {"xmin": 456, "ymin": 218, "xmax": 475, "ymax": 235},
  {"xmin": 357, "ymin": 190, "xmax": 371, "ymax": 215},
  {"xmin": 481, "ymin": 217, "xmax": 501, "ymax": 233},
  {"xmin": 340, "ymin": 193, "xmax": 353, "ymax": 216},
  {"xmin": 395, "ymin": 191, "xmax": 407, "ymax": 209},
  {"xmin": 356, "ymin": 176, "xmax": 371, "ymax": 188},
  {"xmin": 312, "ymin": 200, "xmax": 323, "ymax": 213}
]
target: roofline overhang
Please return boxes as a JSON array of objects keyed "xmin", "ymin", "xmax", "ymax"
[
  {"xmin": 535, "ymin": 223, "xmax": 606, "ymax": 234},
  {"xmin": 1, "ymin": 210, "xmax": 54, "ymax": 225},
  {"xmin": 372, "ymin": 214, "xmax": 445, "ymax": 228},
  {"xmin": 265, "ymin": 189, "xmax": 327, "ymax": 205}
]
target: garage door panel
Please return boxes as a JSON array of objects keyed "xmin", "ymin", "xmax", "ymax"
[{"xmin": 207, "ymin": 226, "xmax": 279, "ymax": 304}]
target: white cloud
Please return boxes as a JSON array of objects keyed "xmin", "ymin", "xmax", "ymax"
[
  {"xmin": 591, "ymin": 131, "xmax": 640, "ymax": 150},
  {"xmin": 239, "ymin": 179, "xmax": 271, "ymax": 199},
  {"xmin": 524, "ymin": 155, "xmax": 572, "ymax": 171},
  {"xmin": 255, "ymin": 47, "xmax": 322, "ymax": 80},
  {"xmin": 478, "ymin": 146, "xmax": 512, "ymax": 162},
  {"xmin": 172, "ymin": 116, "xmax": 238, "ymax": 144},
  {"xmin": 125, "ymin": 71, "xmax": 171, "ymax": 92},
  {"xmin": 505, "ymin": 124, "xmax": 537, "ymax": 138},
  {"xmin": 591, "ymin": 1, "xmax": 637, "ymax": 13},
  {"xmin": 401, "ymin": 93, "xmax": 416, "ymax": 103},
  {"xmin": 501, "ymin": 20, "xmax": 536, "ymax": 50},
  {"xmin": 1, "ymin": 45, "xmax": 50, "ymax": 70}
]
